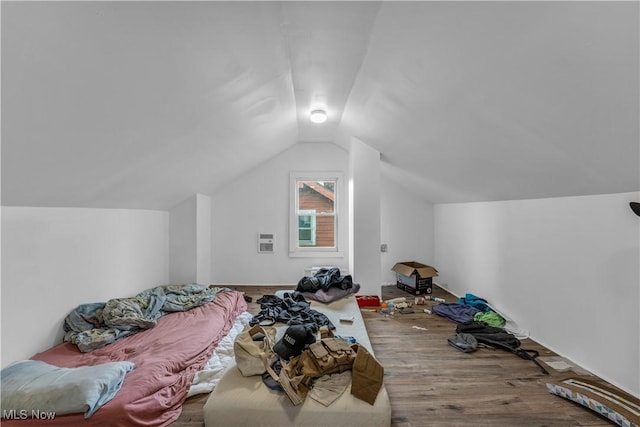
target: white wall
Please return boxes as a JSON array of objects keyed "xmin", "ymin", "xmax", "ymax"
[
  {"xmin": 349, "ymin": 138, "xmax": 382, "ymax": 296},
  {"xmin": 1, "ymin": 206, "xmax": 169, "ymax": 367},
  {"xmin": 169, "ymin": 196, "xmax": 197, "ymax": 283},
  {"xmin": 434, "ymin": 192, "xmax": 640, "ymax": 396},
  {"xmin": 380, "ymin": 173, "xmax": 435, "ymax": 285},
  {"xmin": 210, "ymin": 140, "xmax": 434, "ymax": 296},
  {"xmin": 169, "ymin": 193, "xmax": 212, "ymax": 284},
  {"xmin": 210, "ymin": 142, "xmax": 350, "ymax": 284},
  {"xmin": 196, "ymin": 194, "xmax": 212, "ymax": 284}
]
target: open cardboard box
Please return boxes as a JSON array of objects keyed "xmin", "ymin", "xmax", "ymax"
[{"xmin": 391, "ymin": 261, "xmax": 438, "ymax": 295}]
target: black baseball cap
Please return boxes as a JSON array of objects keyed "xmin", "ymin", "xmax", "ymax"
[{"xmin": 273, "ymin": 325, "xmax": 316, "ymax": 360}]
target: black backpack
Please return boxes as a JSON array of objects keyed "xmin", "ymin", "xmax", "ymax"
[{"xmin": 456, "ymin": 321, "xmax": 549, "ymax": 374}]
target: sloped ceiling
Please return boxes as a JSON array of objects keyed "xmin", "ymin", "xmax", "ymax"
[{"xmin": 2, "ymin": 1, "xmax": 638, "ymax": 210}]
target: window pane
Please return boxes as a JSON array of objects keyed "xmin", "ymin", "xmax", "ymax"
[
  {"xmin": 289, "ymin": 172, "xmax": 345, "ymax": 257},
  {"xmin": 297, "ymin": 181, "xmax": 334, "ymax": 214},
  {"xmin": 293, "ymin": 177, "xmax": 337, "ymax": 250},
  {"xmin": 299, "ymin": 215, "xmax": 311, "ymax": 228},
  {"xmin": 315, "ymin": 215, "xmax": 335, "ymax": 247},
  {"xmin": 298, "ymin": 211, "xmax": 316, "ymax": 246},
  {"xmin": 299, "ymin": 230, "xmax": 312, "ymax": 245}
]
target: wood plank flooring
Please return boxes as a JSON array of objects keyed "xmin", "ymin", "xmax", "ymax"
[{"xmin": 172, "ymin": 285, "xmax": 622, "ymax": 426}]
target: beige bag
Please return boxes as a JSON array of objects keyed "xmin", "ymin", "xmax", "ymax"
[
  {"xmin": 234, "ymin": 325, "xmax": 278, "ymax": 377},
  {"xmin": 350, "ymin": 344, "xmax": 384, "ymax": 405}
]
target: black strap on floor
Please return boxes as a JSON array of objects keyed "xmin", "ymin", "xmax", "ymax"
[{"xmin": 480, "ymin": 340, "xmax": 549, "ymax": 375}]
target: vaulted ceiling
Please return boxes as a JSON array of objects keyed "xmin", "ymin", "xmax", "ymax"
[{"xmin": 2, "ymin": 1, "xmax": 638, "ymax": 210}]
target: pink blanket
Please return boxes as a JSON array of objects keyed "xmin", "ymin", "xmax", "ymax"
[{"xmin": 3, "ymin": 290, "xmax": 247, "ymax": 427}]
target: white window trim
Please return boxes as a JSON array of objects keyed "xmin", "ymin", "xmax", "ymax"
[{"xmin": 289, "ymin": 171, "xmax": 345, "ymax": 258}]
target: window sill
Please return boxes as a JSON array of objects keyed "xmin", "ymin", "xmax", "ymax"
[{"xmin": 288, "ymin": 250, "xmax": 344, "ymax": 259}]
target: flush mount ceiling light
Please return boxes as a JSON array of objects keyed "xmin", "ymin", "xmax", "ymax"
[{"xmin": 309, "ymin": 109, "xmax": 328, "ymax": 124}]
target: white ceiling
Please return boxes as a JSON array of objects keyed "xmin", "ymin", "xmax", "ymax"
[{"xmin": 2, "ymin": 1, "xmax": 638, "ymax": 210}]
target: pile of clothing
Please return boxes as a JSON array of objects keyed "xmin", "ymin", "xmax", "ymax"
[
  {"xmin": 295, "ymin": 267, "xmax": 360, "ymax": 303},
  {"xmin": 432, "ymin": 292, "xmax": 547, "ymax": 374},
  {"xmin": 296, "ymin": 267, "xmax": 353, "ymax": 293},
  {"xmin": 236, "ymin": 301, "xmax": 384, "ymax": 407},
  {"xmin": 274, "ymin": 325, "xmax": 383, "ymax": 406},
  {"xmin": 431, "ymin": 293, "xmax": 506, "ymax": 326},
  {"xmin": 249, "ymin": 292, "xmax": 335, "ymax": 330},
  {"xmin": 63, "ymin": 284, "xmax": 226, "ymax": 352}
]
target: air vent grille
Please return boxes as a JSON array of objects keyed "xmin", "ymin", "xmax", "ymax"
[{"xmin": 258, "ymin": 233, "xmax": 275, "ymax": 253}]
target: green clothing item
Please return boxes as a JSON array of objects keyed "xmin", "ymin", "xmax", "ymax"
[{"xmin": 474, "ymin": 310, "xmax": 506, "ymax": 328}]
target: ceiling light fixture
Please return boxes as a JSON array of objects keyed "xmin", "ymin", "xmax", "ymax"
[{"xmin": 309, "ymin": 109, "xmax": 328, "ymax": 124}]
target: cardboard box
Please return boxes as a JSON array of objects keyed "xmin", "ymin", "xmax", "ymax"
[
  {"xmin": 391, "ymin": 261, "xmax": 438, "ymax": 295},
  {"xmin": 396, "ymin": 281, "xmax": 432, "ymax": 295},
  {"xmin": 392, "ymin": 261, "xmax": 438, "ymax": 285}
]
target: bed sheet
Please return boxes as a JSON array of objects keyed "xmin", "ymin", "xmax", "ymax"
[{"xmin": 2, "ymin": 289, "xmax": 247, "ymax": 427}]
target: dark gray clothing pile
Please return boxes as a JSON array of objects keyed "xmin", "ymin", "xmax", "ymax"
[{"xmin": 250, "ymin": 292, "xmax": 335, "ymax": 332}]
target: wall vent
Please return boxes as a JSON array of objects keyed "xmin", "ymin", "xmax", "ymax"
[{"xmin": 258, "ymin": 233, "xmax": 275, "ymax": 253}]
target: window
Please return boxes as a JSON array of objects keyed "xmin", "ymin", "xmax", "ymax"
[
  {"xmin": 290, "ymin": 172, "xmax": 344, "ymax": 257},
  {"xmin": 298, "ymin": 210, "xmax": 317, "ymax": 246}
]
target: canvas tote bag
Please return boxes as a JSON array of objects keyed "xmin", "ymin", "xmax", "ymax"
[{"xmin": 234, "ymin": 324, "xmax": 278, "ymax": 377}]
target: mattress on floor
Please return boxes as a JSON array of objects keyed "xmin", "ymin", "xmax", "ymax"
[{"xmin": 203, "ymin": 294, "xmax": 391, "ymax": 427}]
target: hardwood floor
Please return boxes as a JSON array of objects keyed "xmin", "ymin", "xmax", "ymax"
[{"xmin": 173, "ymin": 285, "xmax": 621, "ymax": 426}]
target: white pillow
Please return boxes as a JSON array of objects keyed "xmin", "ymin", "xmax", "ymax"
[{"xmin": 1, "ymin": 359, "xmax": 134, "ymax": 418}]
